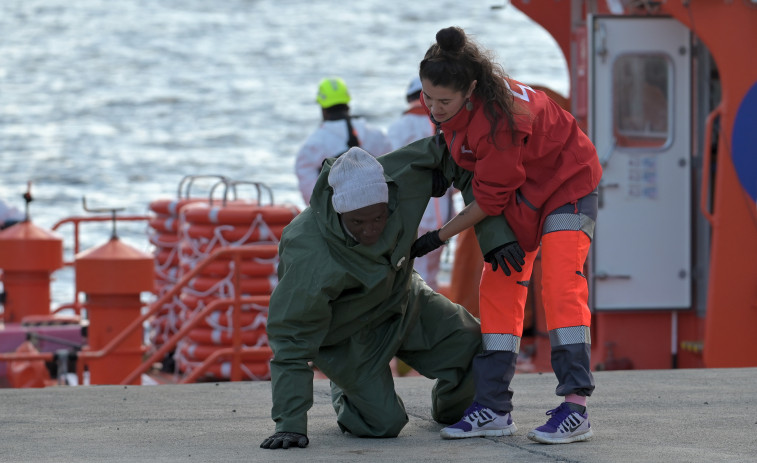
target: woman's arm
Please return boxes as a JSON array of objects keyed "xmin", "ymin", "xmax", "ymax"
[{"xmin": 437, "ymin": 200, "xmax": 487, "ymax": 241}]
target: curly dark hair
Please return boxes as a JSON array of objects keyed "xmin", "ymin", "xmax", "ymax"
[{"xmin": 419, "ymin": 26, "xmax": 519, "ymax": 146}]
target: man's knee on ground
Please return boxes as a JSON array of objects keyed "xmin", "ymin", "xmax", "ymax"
[
  {"xmin": 332, "ymin": 377, "xmax": 409, "ymax": 438},
  {"xmin": 337, "ymin": 405, "xmax": 408, "ymax": 438}
]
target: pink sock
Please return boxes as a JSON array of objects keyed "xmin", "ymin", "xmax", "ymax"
[{"xmin": 565, "ymin": 394, "xmax": 587, "ymax": 407}]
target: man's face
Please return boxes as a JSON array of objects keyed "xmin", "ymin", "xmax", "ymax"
[{"xmin": 341, "ymin": 203, "xmax": 389, "ymax": 246}]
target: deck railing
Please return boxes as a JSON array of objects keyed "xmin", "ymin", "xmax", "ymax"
[{"xmin": 1, "ymin": 245, "xmax": 276, "ymax": 385}]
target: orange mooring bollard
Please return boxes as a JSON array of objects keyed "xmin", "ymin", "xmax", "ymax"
[
  {"xmin": 76, "ymin": 238, "xmax": 154, "ymax": 385},
  {"xmin": 0, "ymin": 222, "xmax": 64, "ymax": 324}
]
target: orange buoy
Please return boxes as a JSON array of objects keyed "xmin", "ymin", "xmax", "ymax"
[
  {"xmin": 176, "ymin": 354, "xmax": 271, "ymax": 380},
  {"xmin": 147, "ymin": 197, "xmax": 212, "ymax": 354},
  {"xmin": 186, "ymin": 326, "xmax": 267, "ymax": 345},
  {"xmin": 177, "ymin": 359, "xmax": 271, "ymax": 380},
  {"xmin": 181, "ymin": 257, "xmax": 277, "ymax": 278},
  {"xmin": 0, "ymin": 221, "xmax": 63, "ymax": 324},
  {"xmin": 179, "ymin": 293, "xmax": 270, "ymax": 310},
  {"xmin": 196, "ymin": 307, "xmax": 268, "ymax": 330},
  {"xmin": 188, "ymin": 275, "xmax": 276, "ymax": 296},
  {"xmin": 76, "ymin": 238, "xmax": 154, "ymax": 385},
  {"xmin": 148, "ymin": 180, "xmax": 297, "ymax": 381},
  {"xmin": 182, "ymin": 223, "xmax": 288, "ymax": 243},
  {"xmin": 148, "ymin": 197, "xmax": 207, "ymax": 217},
  {"xmin": 181, "ymin": 202, "xmax": 298, "ymax": 225}
]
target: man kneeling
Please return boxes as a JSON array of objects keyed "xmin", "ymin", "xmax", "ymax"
[{"xmin": 261, "ymin": 142, "xmax": 507, "ymax": 449}]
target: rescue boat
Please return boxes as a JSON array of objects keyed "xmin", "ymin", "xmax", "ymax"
[
  {"xmin": 1, "ymin": 0, "xmax": 756, "ymax": 388},
  {"xmin": 464, "ymin": 0, "xmax": 757, "ymax": 371}
]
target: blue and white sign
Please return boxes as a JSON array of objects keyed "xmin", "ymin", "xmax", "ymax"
[{"xmin": 732, "ymin": 81, "xmax": 757, "ymax": 206}]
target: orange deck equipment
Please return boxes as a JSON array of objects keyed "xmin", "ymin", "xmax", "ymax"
[
  {"xmin": 76, "ymin": 238, "xmax": 154, "ymax": 385},
  {"xmin": 0, "ymin": 222, "xmax": 64, "ymax": 323}
]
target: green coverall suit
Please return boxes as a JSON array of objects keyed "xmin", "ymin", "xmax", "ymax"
[{"xmin": 266, "ymin": 137, "xmax": 515, "ymax": 438}]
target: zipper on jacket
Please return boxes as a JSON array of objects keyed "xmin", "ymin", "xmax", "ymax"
[
  {"xmin": 432, "ymin": 118, "xmax": 443, "ymax": 147},
  {"xmin": 515, "ymin": 189, "xmax": 538, "ymax": 210}
]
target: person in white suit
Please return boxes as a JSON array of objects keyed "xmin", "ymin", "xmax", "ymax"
[{"xmin": 295, "ymin": 77, "xmax": 392, "ymax": 206}]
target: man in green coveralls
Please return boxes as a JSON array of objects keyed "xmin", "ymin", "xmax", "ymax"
[{"xmin": 261, "ymin": 139, "xmax": 511, "ymax": 450}]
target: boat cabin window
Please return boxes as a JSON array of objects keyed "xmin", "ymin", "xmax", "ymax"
[{"xmin": 613, "ymin": 54, "xmax": 671, "ymax": 148}]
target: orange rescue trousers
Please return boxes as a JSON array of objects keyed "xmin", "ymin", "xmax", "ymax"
[{"xmin": 479, "ymin": 230, "xmax": 592, "ymax": 336}]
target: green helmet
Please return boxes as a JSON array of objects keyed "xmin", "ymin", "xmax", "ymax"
[{"xmin": 316, "ymin": 77, "xmax": 351, "ymax": 108}]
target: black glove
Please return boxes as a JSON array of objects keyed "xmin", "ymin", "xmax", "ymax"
[
  {"xmin": 484, "ymin": 241, "xmax": 526, "ymax": 276},
  {"xmin": 411, "ymin": 229, "xmax": 445, "ymax": 259},
  {"xmin": 431, "ymin": 169, "xmax": 449, "ymax": 197},
  {"xmin": 260, "ymin": 432, "xmax": 309, "ymax": 449}
]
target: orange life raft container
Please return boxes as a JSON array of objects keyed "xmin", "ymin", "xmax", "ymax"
[{"xmin": 147, "ymin": 178, "xmax": 298, "ymax": 381}]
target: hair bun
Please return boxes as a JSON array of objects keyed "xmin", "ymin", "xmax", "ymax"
[{"xmin": 436, "ymin": 26, "xmax": 466, "ymax": 53}]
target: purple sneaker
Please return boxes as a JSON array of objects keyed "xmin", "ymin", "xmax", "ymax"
[
  {"xmin": 440, "ymin": 402, "xmax": 517, "ymax": 439},
  {"xmin": 527, "ymin": 402, "xmax": 594, "ymax": 444}
]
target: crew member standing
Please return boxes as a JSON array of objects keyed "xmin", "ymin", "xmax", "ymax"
[
  {"xmin": 295, "ymin": 77, "xmax": 392, "ymax": 205},
  {"xmin": 411, "ymin": 26, "xmax": 602, "ymax": 444}
]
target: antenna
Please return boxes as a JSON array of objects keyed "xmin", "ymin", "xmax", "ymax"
[
  {"xmin": 81, "ymin": 197, "xmax": 125, "ymax": 239},
  {"xmin": 22, "ymin": 181, "xmax": 33, "ymax": 222}
]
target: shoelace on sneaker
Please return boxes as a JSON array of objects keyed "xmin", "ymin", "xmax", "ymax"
[
  {"xmin": 462, "ymin": 402, "xmax": 497, "ymax": 424},
  {"xmin": 543, "ymin": 403, "xmax": 582, "ymax": 433}
]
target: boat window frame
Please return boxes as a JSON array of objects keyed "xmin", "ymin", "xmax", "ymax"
[{"xmin": 611, "ymin": 52, "xmax": 674, "ymax": 151}]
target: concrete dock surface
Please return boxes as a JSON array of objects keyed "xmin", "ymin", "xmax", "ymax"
[{"xmin": 1, "ymin": 367, "xmax": 755, "ymax": 462}]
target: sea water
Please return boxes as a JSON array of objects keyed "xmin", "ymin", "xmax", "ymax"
[{"xmin": 0, "ymin": 0, "xmax": 567, "ymax": 307}]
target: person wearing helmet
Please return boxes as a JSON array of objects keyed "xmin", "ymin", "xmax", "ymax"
[
  {"xmin": 295, "ymin": 77, "xmax": 392, "ymax": 206},
  {"xmin": 386, "ymin": 76, "xmax": 456, "ymax": 291}
]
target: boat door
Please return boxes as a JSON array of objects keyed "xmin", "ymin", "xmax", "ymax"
[{"xmin": 589, "ymin": 16, "xmax": 692, "ymax": 310}]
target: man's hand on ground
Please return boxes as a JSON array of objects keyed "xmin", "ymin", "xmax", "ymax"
[{"xmin": 260, "ymin": 432, "xmax": 309, "ymax": 449}]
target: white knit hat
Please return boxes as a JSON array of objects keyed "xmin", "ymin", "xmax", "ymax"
[{"xmin": 328, "ymin": 147, "xmax": 388, "ymax": 213}]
